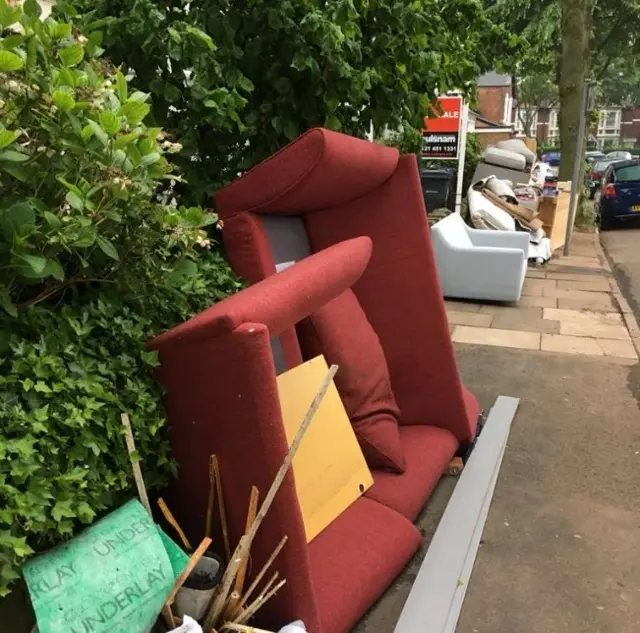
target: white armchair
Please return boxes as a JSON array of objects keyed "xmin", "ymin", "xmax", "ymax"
[{"xmin": 430, "ymin": 213, "xmax": 529, "ymax": 302}]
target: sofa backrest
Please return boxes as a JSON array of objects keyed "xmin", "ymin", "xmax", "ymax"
[{"xmin": 216, "ymin": 128, "xmax": 473, "ymax": 443}]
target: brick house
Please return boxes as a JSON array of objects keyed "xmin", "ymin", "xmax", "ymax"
[
  {"xmin": 473, "ymin": 72, "xmax": 515, "ymax": 149},
  {"xmin": 476, "ymin": 71, "xmax": 640, "ymax": 149}
]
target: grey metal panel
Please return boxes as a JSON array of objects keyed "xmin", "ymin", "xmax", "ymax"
[
  {"xmin": 260, "ymin": 215, "xmax": 312, "ymax": 375},
  {"xmin": 260, "ymin": 215, "xmax": 312, "ymax": 266},
  {"xmin": 270, "ymin": 336, "xmax": 287, "ymax": 375},
  {"xmin": 393, "ymin": 395, "xmax": 520, "ymax": 633}
]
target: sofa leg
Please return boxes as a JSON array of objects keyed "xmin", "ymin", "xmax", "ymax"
[{"xmin": 456, "ymin": 411, "xmax": 485, "ymax": 464}]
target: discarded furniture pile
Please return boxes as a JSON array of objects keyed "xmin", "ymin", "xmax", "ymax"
[
  {"xmin": 428, "ymin": 136, "xmax": 579, "ymax": 302},
  {"xmin": 21, "ymin": 129, "xmax": 519, "ymax": 633},
  {"xmin": 469, "ymin": 138, "xmax": 573, "ymax": 252}
]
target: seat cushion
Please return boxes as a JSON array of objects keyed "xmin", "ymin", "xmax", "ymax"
[
  {"xmin": 297, "ymin": 289, "xmax": 405, "ymax": 473},
  {"xmin": 365, "ymin": 425, "xmax": 458, "ymax": 520},
  {"xmin": 309, "ymin": 496, "xmax": 421, "ymax": 633}
]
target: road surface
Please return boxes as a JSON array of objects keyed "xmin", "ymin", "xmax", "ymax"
[{"xmin": 600, "ymin": 223, "xmax": 640, "ymax": 326}]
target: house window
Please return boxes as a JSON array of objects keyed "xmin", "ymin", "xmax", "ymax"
[
  {"xmin": 514, "ymin": 108, "xmax": 537, "ymax": 136},
  {"xmin": 548, "ymin": 109, "xmax": 559, "ymax": 143},
  {"xmin": 503, "ymin": 93, "xmax": 513, "ymax": 125},
  {"xmin": 597, "ymin": 109, "xmax": 621, "ymax": 137}
]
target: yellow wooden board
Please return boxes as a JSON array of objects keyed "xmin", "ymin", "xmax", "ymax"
[{"xmin": 276, "ymin": 355, "xmax": 373, "ymax": 542}]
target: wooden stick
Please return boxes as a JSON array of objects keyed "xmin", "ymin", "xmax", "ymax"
[
  {"xmin": 203, "ymin": 365, "xmax": 338, "ymax": 630},
  {"xmin": 224, "ymin": 486, "xmax": 260, "ymax": 621},
  {"xmin": 161, "ymin": 605, "xmax": 176, "ymax": 629},
  {"xmin": 223, "ymin": 624, "xmax": 277, "ymax": 633},
  {"xmin": 234, "ymin": 579, "xmax": 287, "ymax": 625},
  {"xmin": 232, "ymin": 572, "xmax": 278, "ymax": 621},
  {"xmin": 165, "ymin": 537, "xmax": 212, "ymax": 606},
  {"xmin": 222, "ymin": 590, "xmax": 243, "ymax": 622},
  {"xmin": 238, "ymin": 537, "xmax": 286, "ymax": 614},
  {"xmin": 205, "ymin": 454, "xmax": 217, "ymax": 538},
  {"xmin": 158, "ymin": 498, "xmax": 193, "ymax": 552},
  {"xmin": 120, "ymin": 413, "xmax": 152, "ymax": 517},
  {"xmin": 233, "ymin": 486, "xmax": 259, "ymax": 594},
  {"xmin": 204, "ymin": 534, "xmax": 250, "ymax": 630},
  {"xmin": 212, "ymin": 455, "xmax": 231, "ymax": 561},
  {"xmin": 258, "ymin": 571, "xmax": 279, "ymax": 597}
]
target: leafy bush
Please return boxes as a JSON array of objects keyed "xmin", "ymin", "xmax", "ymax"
[
  {"xmin": 0, "ymin": 3, "xmax": 241, "ymax": 594},
  {"xmin": 0, "ymin": 0, "xmax": 213, "ymax": 316},
  {"xmin": 59, "ymin": 0, "xmax": 517, "ymax": 205},
  {"xmin": 0, "ymin": 249, "xmax": 240, "ymax": 595}
]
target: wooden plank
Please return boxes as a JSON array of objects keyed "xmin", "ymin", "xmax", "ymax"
[{"xmin": 393, "ymin": 396, "xmax": 519, "ymax": 633}]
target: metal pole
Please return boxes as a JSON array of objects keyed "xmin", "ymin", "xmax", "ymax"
[
  {"xmin": 454, "ymin": 102, "xmax": 469, "ymax": 214},
  {"xmin": 563, "ymin": 82, "xmax": 589, "ymax": 256}
]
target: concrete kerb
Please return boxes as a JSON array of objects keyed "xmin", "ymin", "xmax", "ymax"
[{"xmin": 594, "ymin": 228, "xmax": 640, "ymax": 360}]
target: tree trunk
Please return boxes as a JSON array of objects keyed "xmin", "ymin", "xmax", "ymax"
[{"xmin": 558, "ymin": 0, "xmax": 592, "ymax": 181}]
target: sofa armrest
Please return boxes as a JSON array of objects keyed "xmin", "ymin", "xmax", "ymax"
[
  {"xmin": 158, "ymin": 323, "xmax": 322, "ymax": 631},
  {"xmin": 465, "ymin": 225, "xmax": 530, "ymax": 255},
  {"xmin": 149, "ymin": 236, "xmax": 372, "ymax": 351}
]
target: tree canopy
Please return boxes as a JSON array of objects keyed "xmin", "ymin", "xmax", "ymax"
[
  {"xmin": 486, "ymin": 0, "xmax": 640, "ymax": 178},
  {"xmin": 60, "ymin": 0, "xmax": 517, "ymax": 206}
]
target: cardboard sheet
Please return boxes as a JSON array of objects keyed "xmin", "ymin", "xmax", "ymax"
[{"xmin": 276, "ymin": 356, "xmax": 373, "ymax": 542}]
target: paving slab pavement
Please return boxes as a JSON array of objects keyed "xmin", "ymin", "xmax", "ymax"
[
  {"xmin": 445, "ymin": 232, "xmax": 639, "ymax": 362},
  {"xmin": 355, "ymin": 344, "xmax": 640, "ymax": 633}
]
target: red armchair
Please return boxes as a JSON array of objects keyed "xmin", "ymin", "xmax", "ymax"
[
  {"xmin": 149, "ymin": 239, "xmax": 422, "ymax": 633},
  {"xmin": 152, "ymin": 129, "xmax": 483, "ymax": 633},
  {"xmin": 216, "ymin": 128, "xmax": 481, "ymax": 521}
]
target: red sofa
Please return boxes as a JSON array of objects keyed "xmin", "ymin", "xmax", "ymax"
[{"xmin": 151, "ymin": 129, "xmax": 482, "ymax": 633}]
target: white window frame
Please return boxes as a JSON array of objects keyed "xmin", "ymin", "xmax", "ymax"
[
  {"xmin": 514, "ymin": 107, "xmax": 537, "ymax": 136},
  {"xmin": 503, "ymin": 93, "xmax": 513, "ymax": 125},
  {"xmin": 547, "ymin": 109, "xmax": 559, "ymax": 144},
  {"xmin": 597, "ymin": 109, "xmax": 621, "ymax": 137}
]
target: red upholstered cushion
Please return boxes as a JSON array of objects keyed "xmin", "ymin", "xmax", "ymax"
[
  {"xmin": 304, "ymin": 156, "xmax": 477, "ymax": 443},
  {"xmin": 297, "ymin": 289, "xmax": 406, "ymax": 473},
  {"xmin": 365, "ymin": 425, "xmax": 458, "ymax": 521},
  {"xmin": 308, "ymin": 496, "xmax": 421, "ymax": 633}
]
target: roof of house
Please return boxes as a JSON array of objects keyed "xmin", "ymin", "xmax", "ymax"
[
  {"xmin": 469, "ymin": 110, "xmax": 514, "ymax": 133},
  {"xmin": 477, "ymin": 72, "xmax": 512, "ymax": 88}
]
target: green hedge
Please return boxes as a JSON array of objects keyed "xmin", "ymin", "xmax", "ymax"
[{"xmin": 0, "ymin": 2, "xmax": 240, "ymax": 595}]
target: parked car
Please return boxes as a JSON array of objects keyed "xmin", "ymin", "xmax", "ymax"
[
  {"xmin": 586, "ymin": 151, "xmax": 605, "ymax": 164},
  {"xmin": 589, "ymin": 158, "xmax": 623, "ymax": 198},
  {"xmin": 606, "ymin": 150, "xmax": 633, "ymax": 161},
  {"xmin": 541, "ymin": 151, "xmax": 560, "ymax": 178},
  {"xmin": 595, "ymin": 159, "xmax": 640, "ymax": 230}
]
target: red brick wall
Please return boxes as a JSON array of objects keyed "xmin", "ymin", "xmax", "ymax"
[
  {"xmin": 477, "ymin": 131, "xmax": 512, "ymax": 149},
  {"xmin": 621, "ymin": 107, "xmax": 640, "ymax": 146},
  {"xmin": 536, "ymin": 108, "xmax": 550, "ymax": 144},
  {"xmin": 477, "ymin": 86, "xmax": 510, "ymax": 124}
]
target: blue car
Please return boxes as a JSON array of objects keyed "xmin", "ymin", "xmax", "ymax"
[
  {"xmin": 541, "ymin": 151, "xmax": 561, "ymax": 166},
  {"xmin": 596, "ymin": 159, "xmax": 640, "ymax": 230}
]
